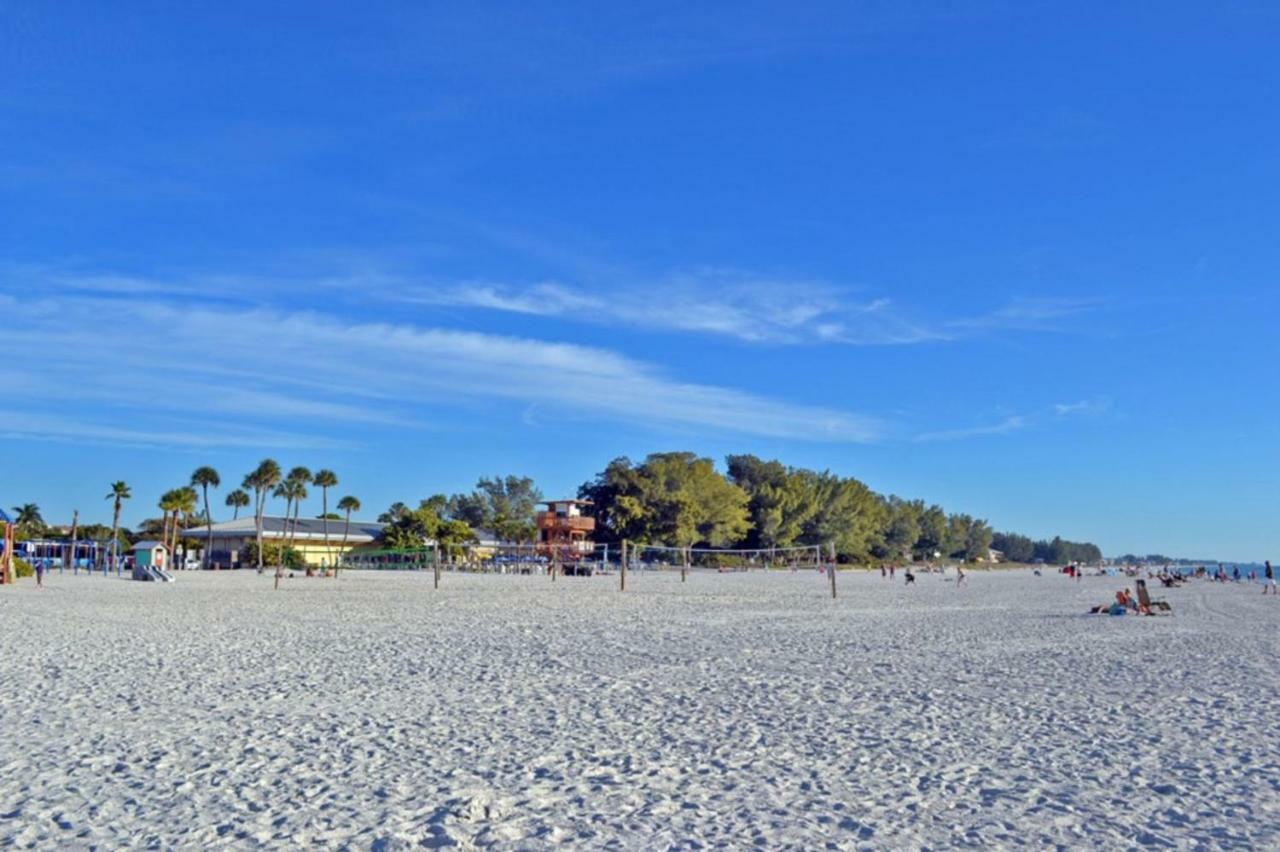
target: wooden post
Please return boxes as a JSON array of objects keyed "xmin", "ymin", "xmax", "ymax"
[
  {"xmin": 552, "ymin": 545, "xmax": 559, "ymax": 582},
  {"xmin": 433, "ymin": 542, "xmax": 440, "ymax": 589},
  {"xmin": 682, "ymin": 545, "xmax": 689, "ymax": 583},
  {"xmin": 828, "ymin": 543, "xmax": 837, "ymax": 599},
  {"xmin": 66, "ymin": 509, "xmax": 79, "ymax": 574},
  {"xmin": 620, "ymin": 540, "xmax": 627, "ymax": 592}
]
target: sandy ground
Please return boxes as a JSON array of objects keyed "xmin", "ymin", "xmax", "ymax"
[{"xmin": 2, "ymin": 567, "xmax": 1278, "ymax": 849}]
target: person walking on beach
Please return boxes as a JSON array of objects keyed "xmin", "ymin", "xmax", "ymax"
[
  {"xmin": 956, "ymin": 564, "xmax": 966, "ymax": 588},
  {"xmin": 889, "ymin": 563, "xmax": 897, "ymax": 580},
  {"xmin": 34, "ymin": 558, "xmax": 45, "ymax": 587},
  {"xmin": 1265, "ymin": 561, "xmax": 1275, "ymax": 595}
]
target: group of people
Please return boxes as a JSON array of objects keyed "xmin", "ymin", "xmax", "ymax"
[
  {"xmin": 1153, "ymin": 560, "xmax": 1276, "ymax": 593},
  {"xmin": 878, "ymin": 562, "xmax": 958, "ymax": 587},
  {"xmin": 1089, "ymin": 579, "xmax": 1164, "ymax": 615}
]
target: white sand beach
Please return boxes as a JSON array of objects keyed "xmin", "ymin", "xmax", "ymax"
[{"xmin": 2, "ymin": 569, "xmax": 1278, "ymax": 848}]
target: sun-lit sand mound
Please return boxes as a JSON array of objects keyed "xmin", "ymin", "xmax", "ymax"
[{"xmin": 2, "ymin": 569, "xmax": 1278, "ymax": 848}]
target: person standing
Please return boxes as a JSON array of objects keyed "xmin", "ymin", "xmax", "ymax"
[
  {"xmin": 34, "ymin": 558, "xmax": 45, "ymax": 587},
  {"xmin": 956, "ymin": 564, "xmax": 966, "ymax": 588},
  {"xmin": 1265, "ymin": 561, "xmax": 1275, "ymax": 595}
]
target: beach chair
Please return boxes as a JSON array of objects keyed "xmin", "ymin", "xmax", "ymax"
[{"xmin": 1135, "ymin": 581, "xmax": 1171, "ymax": 615}]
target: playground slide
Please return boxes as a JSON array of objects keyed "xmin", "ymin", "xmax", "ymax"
[{"xmin": 132, "ymin": 564, "xmax": 176, "ymax": 582}]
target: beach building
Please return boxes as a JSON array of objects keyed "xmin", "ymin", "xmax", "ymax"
[
  {"xmin": 185, "ymin": 516, "xmax": 385, "ymax": 569},
  {"xmin": 536, "ymin": 499, "xmax": 595, "ymax": 555},
  {"xmin": 129, "ymin": 541, "xmax": 169, "ymax": 569}
]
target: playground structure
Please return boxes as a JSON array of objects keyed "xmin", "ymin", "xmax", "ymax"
[{"xmin": 129, "ymin": 541, "xmax": 175, "ymax": 582}]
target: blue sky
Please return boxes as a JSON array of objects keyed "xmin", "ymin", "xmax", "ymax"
[{"xmin": 2, "ymin": 2, "xmax": 1277, "ymax": 561}]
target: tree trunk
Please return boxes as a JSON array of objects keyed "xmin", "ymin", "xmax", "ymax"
[
  {"xmin": 202, "ymin": 485, "xmax": 212, "ymax": 570},
  {"xmin": 338, "ymin": 512, "xmax": 351, "ymax": 578},
  {"xmin": 110, "ymin": 499, "xmax": 121, "ymax": 574},
  {"xmin": 321, "ymin": 488, "xmax": 330, "ymax": 576},
  {"xmin": 66, "ymin": 509, "xmax": 79, "ymax": 573},
  {"xmin": 255, "ymin": 489, "xmax": 265, "ymax": 573}
]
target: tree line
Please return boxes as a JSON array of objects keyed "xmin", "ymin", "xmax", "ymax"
[
  {"xmin": 10, "ymin": 452, "xmax": 1104, "ymax": 568},
  {"xmin": 576, "ymin": 452, "xmax": 1102, "ymax": 564}
]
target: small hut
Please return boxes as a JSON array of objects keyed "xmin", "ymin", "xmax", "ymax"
[{"xmin": 130, "ymin": 541, "xmax": 169, "ymax": 570}]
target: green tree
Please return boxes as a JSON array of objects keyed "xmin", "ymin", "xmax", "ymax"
[
  {"xmin": 243, "ymin": 541, "xmax": 304, "ymax": 570},
  {"xmin": 878, "ymin": 497, "xmax": 923, "ymax": 560},
  {"xmin": 336, "ymin": 495, "xmax": 361, "ymax": 574},
  {"xmin": 914, "ymin": 503, "xmax": 948, "ymax": 560},
  {"xmin": 157, "ymin": 490, "xmax": 180, "ymax": 557},
  {"xmin": 313, "ymin": 469, "xmax": 338, "ymax": 570},
  {"xmin": 991, "ymin": 531, "xmax": 1035, "ymax": 563},
  {"xmin": 793, "ymin": 469, "xmax": 886, "ymax": 563},
  {"xmin": 225, "ymin": 489, "xmax": 250, "ymax": 520},
  {"xmin": 105, "ymin": 481, "xmax": 131, "ymax": 572},
  {"xmin": 275, "ymin": 467, "xmax": 312, "ymax": 571},
  {"xmin": 581, "ymin": 453, "xmax": 749, "ymax": 548},
  {"xmin": 11, "ymin": 503, "xmax": 45, "ymax": 537},
  {"xmin": 378, "ymin": 502, "xmax": 409, "ymax": 524},
  {"xmin": 381, "ymin": 505, "xmax": 440, "ymax": 550},
  {"xmin": 448, "ymin": 475, "xmax": 542, "ymax": 543},
  {"xmin": 726, "ymin": 455, "xmax": 819, "ymax": 549},
  {"xmin": 244, "ymin": 459, "xmax": 281, "ymax": 573},
  {"xmin": 172, "ymin": 486, "xmax": 199, "ymax": 566},
  {"xmin": 190, "ymin": 466, "xmax": 220, "ymax": 570}
]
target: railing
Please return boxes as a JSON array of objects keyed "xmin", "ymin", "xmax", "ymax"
[{"xmin": 535, "ymin": 514, "xmax": 595, "ymax": 531}]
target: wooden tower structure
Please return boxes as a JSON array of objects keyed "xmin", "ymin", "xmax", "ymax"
[{"xmin": 535, "ymin": 500, "xmax": 595, "ymax": 558}]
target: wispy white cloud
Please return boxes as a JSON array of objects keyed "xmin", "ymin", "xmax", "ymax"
[
  {"xmin": 0, "ymin": 281, "xmax": 884, "ymax": 445},
  {"xmin": 946, "ymin": 297, "xmax": 1100, "ymax": 332},
  {"xmin": 914, "ymin": 416, "xmax": 1026, "ymax": 443},
  {"xmin": 0, "ymin": 413, "xmax": 354, "ymax": 451},
  {"xmin": 1053, "ymin": 398, "xmax": 1111, "ymax": 417},
  {"xmin": 401, "ymin": 271, "xmax": 943, "ymax": 345}
]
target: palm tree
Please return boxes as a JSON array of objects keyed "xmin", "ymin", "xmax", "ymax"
[
  {"xmin": 271, "ymin": 480, "xmax": 295, "ymax": 568},
  {"xmin": 173, "ymin": 486, "xmax": 199, "ymax": 569},
  {"xmin": 11, "ymin": 503, "xmax": 44, "ymax": 536},
  {"xmin": 313, "ymin": 469, "xmax": 338, "ymax": 573},
  {"xmin": 191, "ymin": 466, "xmax": 220, "ymax": 570},
  {"xmin": 245, "ymin": 459, "xmax": 281, "ymax": 573},
  {"xmin": 281, "ymin": 467, "xmax": 312, "ymax": 573},
  {"xmin": 225, "ymin": 489, "xmax": 250, "ymax": 520},
  {"xmin": 157, "ymin": 490, "xmax": 180, "ymax": 564},
  {"xmin": 105, "ymin": 481, "xmax": 131, "ymax": 574},
  {"xmin": 336, "ymin": 495, "xmax": 360, "ymax": 577},
  {"xmin": 378, "ymin": 502, "xmax": 408, "ymax": 524}
]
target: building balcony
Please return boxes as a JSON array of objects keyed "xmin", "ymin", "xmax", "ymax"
[{"xmin": 536, "ymin": 513, "xmax": 595, "ymax": 533}]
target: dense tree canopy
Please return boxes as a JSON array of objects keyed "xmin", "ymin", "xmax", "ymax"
[
  {"xmin": 365, "ymin": 453, "xmax": 1102, "ymax": 565},
  {"xmin": 448, "ymin": 475, "xmax": 542, "ymax": 543},
  {"xmin": 580, "ymin": 453, "xmax": 750, "ymax": 547}
]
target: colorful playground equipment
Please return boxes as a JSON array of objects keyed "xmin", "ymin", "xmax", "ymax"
[{"xmin": 129, "ymin": 541, "xmax": 175, "ymax": 582}]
